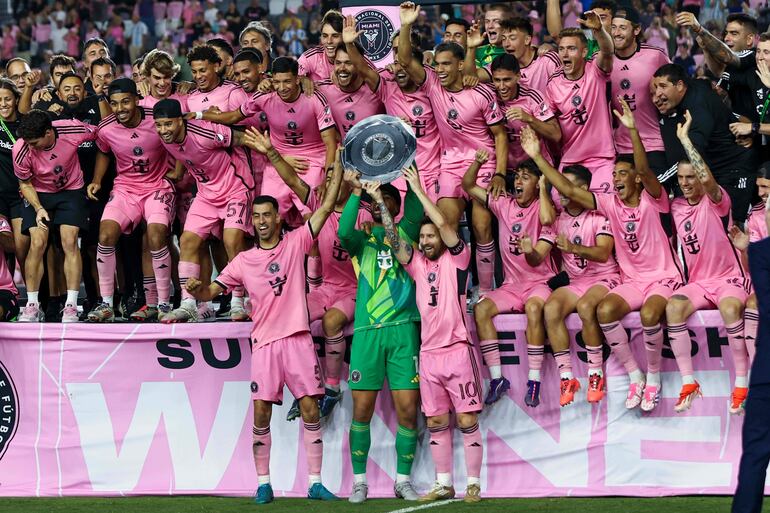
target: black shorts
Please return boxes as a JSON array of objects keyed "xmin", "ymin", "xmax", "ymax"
[
  {"xmin": 0, "ymin": 289, "xmax": 18, "ymax": 321},
  {"xmin": 82, "ymin": 197, "xmax": 107, "ymax": 246},
  {"xmin": 720, "ymin": 173, "xmax": 756, "ymax": 224},
  {"xmin": 20, "ymin": 188, "xmax": 90, "ymax": 234},
  {"xmin": 0, "ymin": 191, "xmax": 23, "ymax": 220}
]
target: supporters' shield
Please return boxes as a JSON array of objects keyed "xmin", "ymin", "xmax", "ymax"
[{"xmin": 342, "ymin": 114, "xmax": 417, "ymax": 184}]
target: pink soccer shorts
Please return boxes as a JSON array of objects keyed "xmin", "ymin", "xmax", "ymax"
[
  {"xmin": 307, "ymin": 285, "xmax": 356, "ymax": 323},
  {"xmin": 609, "ymin": 277, "xmax": 682, "ymax": 311},
  {"xmin": 250, "ymin": 332, "xmax": 325, "ymax": 404},
  {"xmin": 437, "ymin": 160, "xmax": 496, "ymax": 202},
  {"xmin": 420, "ymin": 343, "xmax": 483, "ymax": 417},
  {"xmin": 183, "ymin": 190, "xmax": 253, "ymax": 239},
  {"xmin": 481, "ymin": 281, "xmax": 552, "ymax": 313},
  {"xmin": 562, "ymin": 274, "xmax": 621, "ymax": 298},
  {"xmin": 561, "ymin": 156, "xmax": 616, "ymax": 194},
  {"xmin": 102, "ymin": 187, "xmax": 175, "ymax": 234},
  {"xmin": 674, "ymin": 277, "xmax": 750, "ymax": 310}
]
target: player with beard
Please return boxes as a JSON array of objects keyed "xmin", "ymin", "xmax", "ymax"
[
  {"xmin": 610, "ymin": 7, "xmax": 670, "ymax": 176},
  {"xmin": 474, "ymin": 4, "xmax": 513, "ymax": 68},
  {"xmin": 21, "ymin": 54, "xmax": 77, "ymax": 113},
  {"xmin": 546, "ymin": 0, "xmax": 616, "ymax": 58},
  {"xmin": 464, "ymin": 151, "xmax": 556, "ymax": 408},
  {"xmin": 239, "ymin": 21, "xmax": 273, "ymax": 71},
  {"xmin": 666, "ymin": 111, "xmax": 750, "ymax": 414},
  {"xmin": 546, "ymin": 16, "xmax": 616, "ymax": 193},
  {"xmin": 185, "ymin": 157, "xmax": 343, "ymax": 505},
  {"xmin": 207, "ymin": 38, "xmax": 235, "ymax": 80},
  {"xmin": 85, "ymin": 79, "xmax": 176, "ymax": 323},
  {"xmin": 298, "ymin": 10, "xmax": 343, "ymax": 81},
  {"xmin": 522, "ymin": 101, "xmax": 685, "ymax": 413}
]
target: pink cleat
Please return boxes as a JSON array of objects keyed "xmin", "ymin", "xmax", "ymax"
[
  {"xmin": 640, "ymin": 383, "xmax": 661, "ymax": 412},
  {"xmin": 625, "ymin": 380, "xmax": 645, "ymax": 409}
]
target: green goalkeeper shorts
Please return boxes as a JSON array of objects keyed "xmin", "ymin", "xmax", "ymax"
[{"xmin": 348, "ymin": 322, "xmax": 420, "ymax": 391}]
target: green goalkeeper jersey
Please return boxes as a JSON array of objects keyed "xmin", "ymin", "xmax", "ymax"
[{"xmin": 338, "ymin": 189, "xmax": 424, "ymax": 332}]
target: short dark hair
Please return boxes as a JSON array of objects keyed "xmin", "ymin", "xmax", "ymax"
[
  {"xmin": 334, "ymin": 41, "xmax": 364, "ymax": 59},
  {"xmin": 500, "ymin": 17, "xmax": 533, "ymax": 36},
  {"xmin": 615, "ymin": 154, "xmax": 635, "ymax": 167},
  {"xmin": 207, "ymin": 38, "xmax": 235, "ymax": 58},
  {"xmin": 726, "ymin": 13, "xmax": 758, "ymax": 34},
  {"xmin": 132, "ymin": 56, "xmax": 145, "ymax": 68},
  {"xmin": 271, "ymin": 56, "xmax": 298, "ymax": 75},
  {"xmin": 0, "ymin": 78, "xmax": 20, "ymax": 100},
  {"xmin": 187, "ymin": 45, "xmax": 222, "ymax": 65},
  {"xmin": 589, "ymin": 0, "xmax": 617, "ymax": 14},
  {"xmin": 758, "ymin": 161, "xmax": 770, "ymax": 179},
  {"xmin": 562, "ymin": 165, "xmax": 592, "ymax": 186},
  {"xmin": 517, "ymin": 159, "xmax": 542, "ymax": 178},
  {"xmin": 434, "ymin": 42, "xmax": 465, "ymax": 61},
  {"xmin": 233, "ymin": 48, "xmax": 263, "ymax": 66},
  {"xmin": 321, "ymin": 10, "xmax": 344, "ymax": 33},
  {"xmin": 253, "ymin": 195, "xmax": 279, "ymax": 211},
  {"xmin": 491, "ymin": 53, "xmax": 520, "ymax": 74},
  {"xmin": 559, "ymin": 28, "xmax": 588, "ymax": 45},
  {"xmin": 91, "ymin": 57, "xmax": 117, "ymax": 75},
  {"xmin": 653, "ymin": 63, "xmax": 689, "ymax": 87},
  {"xmin": 18, "ymin": 109, "xmax": 53, "ymax": 140},
  {"xmin": 58, "ymin": 72, "xmax": 84, "ymax": 88},
  {"xmin": 49, "ymin": 54, "xmax": 77, "ymax": 72},
  {"xmin": 82, "ymin": 37, "xmax": 108, "ymax": 57},
  {"xmin": 444, "ymin": 18, "xmax": 470, "ymax": 31},
  {"xmin": 487, "ymin": 3, "xmax": 514, "ymax": 16}
]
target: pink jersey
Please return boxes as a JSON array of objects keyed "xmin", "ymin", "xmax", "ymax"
[
  {"xmin": 298, "ymin": 47, "xmax": 334, "ymax": 81},
  {"xmin": 746, "ymin": 203, "xmax": 768, "ymax": 242},
  {"xmin": 0, "ymin": 216, "xmax": 17, "ymax": 294},
  {"xmin": 404, "ymin": 239, "xmax": 471, "ymax": 351},
  {"xmin": 545, "ymin": 60, "xmax": 615, "ymax": 165},
  {"xmin": 316, "ymin": 80, "xmax": 385, "ymax": 138},
  {"xmin": 671, "ymin": 189, "xmax": 745, "ymax": 282},
  {"xmin": 159, "ymin": 120, "xmax": 249, "ymax": 203},
  {"xmin": 185, "ymin": 80, "xmax": 240, "ymax": 113},
  {"xmin": 501, "ymin": 85, "xmax": 555, "ymax": 167},
  {"xmin": 306, "ymin": 190, "xmax": 357, "ymax": 291},
  {"xmin": 519, "ymin": 50, "xmax": 561, "ymax": 92},
  {"xmin": 139, "ymin": 92, "xmax": 189, "ymax": 111},
  {"xmin": 96, "ymin": 107, "xmax": 175, "ymax": 195},
  {"xmin": 13, "ymin": 120, "xmax": 97, "ymax": 193},
  {"xmin": 215, "ymin": 222, "xmax": 315, "ymax": 347},
  {"xmin": 488, "ymin": 195, "xmax": 556, "ymax": 285},
  {"xmin": 241, "ymin": 89, "xmax": 335, "ymax": 163},
  {"xmin": 420, "ymin": 67, "xmax": 504, "ymax": 167},
  {"xmin": 555, "ymin": 209, "xmax": 619, "ymax": 279},
  {"xmin": 374, "ymin": 70, "xmax": 442, "ymax": 178},
  {"xmin": 611, "ymin": 44, "xmax": 669, "ymax": 154},
  {"xmin": 594, "ymin": 189, "xmax": 684, "ymax": 284}
]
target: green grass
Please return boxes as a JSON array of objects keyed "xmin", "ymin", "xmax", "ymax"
[{"xmin": 0, "ymin": 496, "xmax": 743, "ymax": 513}]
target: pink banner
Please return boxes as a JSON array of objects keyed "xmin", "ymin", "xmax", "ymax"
[{"xmin": 0, "ymin": 312, "xmax": 764, "ymax": 497}]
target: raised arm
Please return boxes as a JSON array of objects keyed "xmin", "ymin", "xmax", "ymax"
[
  {"xmin": 243, "ymin": 127, "xmax": 311, "ymax": 201},
  {"xmin": 538, "ymin": 175, "xmax": 556, "ymax": 226},
  {"xmin": 19, "ymin": 70, "xmax": 42, "ymax": 114},
  {"xmin": 676, "ymin": 110, "xmax": 721, "ymax": 203},
  {"xmin": 520, "ymin": 126, "xmax": 596, "ymax": 210},
  {"xmin": 308, "ymin": 148, "xmax": 343, "ymax": 236},
  {"xmin": 578, "ymin": 10, "xmax": 613, "ymax": 73},
  {"xmin": 397, "ymin": 2, "xmax": 427, "ymax": 84},
  {"xmin": 546, "ymin": 0, "xmax": 563, "ymax": 38},
  {"xmin": 676, "ymin": 11, "xmax": 739, "ymax": 74},
  {"xmin": 464, "ymin": 21, "xmax": 487, "ymax": 81},
  {"xmin": 343, "ymin": 15, "xmax": 380, "ymax": 91},
  {"xmin": 403, "ymin": 166, "xmax": 459, "ymax": 247},
  {"xmin": 337, "ymin": 169, "xmax": 366, "ymax": 253},
  {"xmin": 461, "ymin": 149, "xmax": 490, "ymax": 203},
  {"xmin": 612, "ymin": 98, "xmax": 661, "ymax": 198}
]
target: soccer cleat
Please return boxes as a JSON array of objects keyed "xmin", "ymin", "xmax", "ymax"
[
  {"xmin": 419, "ymin": 482, "xmax": 455, "ymax": 502},
  {"xmin": 87, "ymin": 303, "xmax": 114, "ymax": 323},
  {"xmin": 641, "ymin": 383, "xmax": 662, "ymax": 412},
  {"xmin": 524, "ymin": 380, "xmax": 541, "ymax": 407},
  {"xmin": 286, "ymin": 399, "xmax": 301, "ymax": 421},
  {"xmin": 587, "ymin": 374, "xmax": 605, "ymax": 404},
  {"xmin": 348, "ymin": 482, "xmax": 368, "ymax": 504},
  {"xmin": 394, "ymin": 481, "xmax": 419, "ymax": 501},
  {"xmin": 157, "ymin": 304, "xmax": 172, "ymax": 322},
  {"xmin": 484, "ymin": 377, "xmax": 510, "ymax": 405},
  {"xmin": 559, "ymin": 378, "xmax": 581, "ymax": 407},
  {"xmin": 674, "ymin": 382, "xmax": 702, "ymax": 413},
  {"xmin": 253, "ymin": 483, "xmax": 274, "ymax": 504},
  {"xmin": 61, "ymin": 305, "xmax": 80, "ymax": 323},
  {"xmin": 625, "ymin": 380, "xmax": 645, "ymax": 409},
  {"xmin": 197, "ymin": 302, "xmax": 215, "ymax": 321},
  {"xmin": 729, "ymin": 387, "xmax": 748, "ymax": 415},
  {"xmin": 229, "ymin": 305, "xmax": 250, "ymax": 322},
  {"xmin": 215, "ymin": 293, "xmax": 232, "ymax": 318},
  {"xmin": 18, "ymin": 303, "xmax": 44, "ymax": 322},
  {"xmin": 130, "ymin": 305, "xmax": 158, "ymax": 322},
  {"xmin": 160, "ymin": 304, "xmax": 198, "ymax": 324},
  {"xmin": 308, "ymin": 482, "xmax": 339, "ymax": 501},
  {"xmin": 319, "ymin": 388, "xmax": 342, "ymax": 418},
  {"xmin": 464, "ymin": 483, "xmax": 481, "ymax": 503}
]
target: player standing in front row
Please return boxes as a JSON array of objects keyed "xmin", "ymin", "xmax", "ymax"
[
  {"xmin": 377, "ymin": 167, "xmax": 483, "ymax": 503},
  {"xmin": 185, "ymin": 149, "xmax": 343, "ymax": 505}
]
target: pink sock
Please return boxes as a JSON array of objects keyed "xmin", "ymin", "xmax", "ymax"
[
  {"xmin": 143, "ymin": 277, "xmax": 158, "ymax": 307},
  {"xmin": 745, "ymin": 309, "xmax": 759, "ymax": 364},
  {"xmin": 428, "ymin": 424, "xmax": 452, "ymax": 475},
  {"xmin": 668, "ymin": 323, "xmax": 694, "ymax": 378},
  {"xmin": 726, "ymin": 320, "xmax": 749, "ymax": 379},
  {"xmin": 303, "ymin": 421, "xmax": 323, "ymax": 476},
  {"xmin": 460, "ymin": 423, "xmax": 482, "ymax": 479},
  {"xmin": 252, "ymin": 425, "xmax": 271, "ymax": 478},
  {"xmin": 150, "ymin": 247, "xmax": 172, "ymax": 305},
  {"xmin": 96, "ymin": 244, "xmax": 116, "ymax": 299},
  {"xmin": 586, "ymin": 345, "xmax": 603, "ymax": 373},
  {"xmin": 479, "ymin": 339, "xmax": 501, "ymax": 367},
  {"xmin": 178, "ymin": 261, "xmax": 200, "ymax": 301},
  {"xmin": 324, "ymin": 331, "xmax": 345, "ymax": 387},
  {"xmin": 553, "ymin": 350, "xmax": 572, "ymax": 377},
  {"xmin": 600, "ymin": 321, "xmax": 640, "ymax": 374},
  {"xmin": 527, "ymin": 344, "xmax": 544, "ymax": 373},
  {"xmin": 476, "ymin": 242, "xmax": 495, "ymax": 292},
  {"xmin": 233, "ymin": 286, "xmax": 245, "ymax": 301},
  {"xmin": 643, "ymin": 324, "xmax": 664, "ymax": 374},
  {"xmin": 307, "ymin": 255, "xmax": 322, "ymax": 290}
]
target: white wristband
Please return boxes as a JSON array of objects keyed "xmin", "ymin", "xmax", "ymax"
[{"xmin": 195, "ymin": 111, "xmax": 203, "ymax": 120}]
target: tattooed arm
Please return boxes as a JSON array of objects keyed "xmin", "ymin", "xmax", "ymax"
[
  {"xmin": 676, "ymin": 11, "xmax": 739, "ymax": 74},
  {"xmin": 676, "ymin": 110, "xmax": 721, "ymax": 204},
  {"xmin": 362, "ymin": 181, "xmax": 413, "ymax": 264}
]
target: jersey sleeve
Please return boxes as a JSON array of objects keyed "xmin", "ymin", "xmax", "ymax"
[
  {"xmin": 75, "ymin": 120, "xmax": 99, "ymax": 145},
  {"xmin": 596, "ymin": 214, "xmax": 613, "ymax": 238},
  {"xmin": 95, "ymin": 128, "xmax": 111, "ymax": 154},
  {"xmin": 213, "ymin": 253, "xmax": 244, "ymax": 293},
  {"xmin": 486, "ymin": 194, "xmax": 503, "ymax": 219},
  {"xmin": 539, "ymin": 224, "xmax": 556, "ymax": 245},
  {"xmin": 240, "ymin": 93, "xmax": 262, "ymax": 118},
  {"xmin": 587, "ymin": 58, "xmax": 611, "ymax": 80},
  {"xmin": 420, "ymin": 67, "xmax": 440, "ymax": 93},
  {"xmin": 532, "ymin": 95, "xmax": 555, "ymax": 122},
  {"xmin": 447, "ymin": 238, "xmax": 471, "ymax": 269},
  {"xmin": 480, "ymin": 86, "xmax": 504, "ymax": 126},
  {"xmin": 592, "ymin": 192, "xmax": 612, "ymax": 218},
  {"xmin": 642, "ymin": 188, "xmax": 670, "ymax": 213},
  {"xmin": 291, "ymin": 221, "xmax": 316, "ymax": 253},
  {"xmin": 402, "ymin": 248, "xmax": 423, "ymax": 279},
  {"xmin": 297, "ymin": 51, "xmax": 311, "ymax": 77},
  {"xmin": 710, "ymin": 186, "xmax": 732, "ymax": 216},
  {"xmin": 313, "ymin": 94, "xmax": 336, "ymax": 132},
  {"xmin": 11, "ymin": 140, "xmax": 32, "ymax": 181},
  {"xmin": 210, "ymin": 122, "xmax": 233, "ymax": 148}
]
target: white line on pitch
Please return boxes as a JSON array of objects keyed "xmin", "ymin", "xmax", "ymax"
[{"xmin": 385, "ymin": 499, "xmax": 459, "ymax": 513}]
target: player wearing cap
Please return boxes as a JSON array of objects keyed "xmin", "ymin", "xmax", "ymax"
[
  {"xmin": 85, "ymin": 79, "xmax": 176, "ymax": 322},
  {"xmin": 13, "ymin": 110, "xmax": 98, "ymax": 322},
  {"xmin": 185, "ymin": 152, "xmax": 343, "ymax": 505}
]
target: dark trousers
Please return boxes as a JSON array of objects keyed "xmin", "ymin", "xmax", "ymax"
[{"xmin": 733, "ymin": 383, "xmax": 770, "ymax": 513}]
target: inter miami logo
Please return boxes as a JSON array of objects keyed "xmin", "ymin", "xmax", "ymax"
[
  {"xmin": 412, "ymin": 105, "xmax": 423, "ymax": 116},
  {"xmin": 512, "ymin": 223, "xmax": 522, "ymax": 233},
  {"xmin": 427, "ymin": 272, "xmax": 437, "ymax": 283},
  {"xmin": 53, "ymin": 165, "xmax": 63, "ymax": 174},
  {"xmin": 287, "ymin": 121, "xmax": 297, "ymax": 130},
  {"xmin": 351, "ymin": 370, "xmax": 362, "ymax": 383},
  {"xmin": 448, "ymin": 109, "xmax": 458, "ymax": 120},
  {"xmin": 355, "ymin": 10, "xmax": 395, "ymax": 61},
  {"xmin": 620, "ymin": 78, "xmax": 631, "ymax": 90},
  {"xmin": 684, "ymin": 220, "xmax": 693, "ymax": 232},
  {"xmin": 345, "ymin": 111, "xmax": 356, "ymax": 121},
  {"xmin": 259, "ymin": 112, "xmax": 268, "ymax": 122},
  {"xmin": 133, "ymin": 146, "xmax": 143, "ymax": 156},
  {"xmin": 571, "ymin": 95, "xmax": 582, "ymax": 107},
  {"xmin": 268, "ymin": 262, "xmax": 280, "ymax": 274},
  {"xmin": 250, "ymin": 382, "xmax": 258, "ymax": 393},
  {"xmin": 624, "ymin": 221, "xmax": 640, "ymax": 252},
  {"xmin": 0, "ymin": 360, "xmax": 19, "ymax": 461},
  {"xmin": 626, "ymin": 222, "xmax": 636, "ymax": 232}
]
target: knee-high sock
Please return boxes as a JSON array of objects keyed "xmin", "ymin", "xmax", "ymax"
[
  {"xmin": 395, "ymin": 425, "xmax": 418, "ymax": 477},
  {"xmin": 643, "ymin": 324, "xmax": 664, "ymax": 382},
  {"xmin": 96, "ymin": 244, "xmax": 117, "ymax": 302},
  {"xmin": 252, "ymin": 425, "xmax": 271, "ymax": 484},
  {"xmin": 303, "ymin": 421, "xmax": 323, "ymax": 483},
  {"xmin": 150, "ymin": 247, "xmax": 171, "ymax": 305},
  {"xmin": 349, "ymin": 420, "xmax": 370, "ymax": 476},
  {"xmin": 586, "ymin": 345, "xmax": 604, "ymax": 375},
  {"xmin": 527, "ymin": 344, "xmax": 544, "ymax": 380},
  {"xmin": 600, "ymin": 321, "xmax": 640, "ymax": 375},
  {"xmin": 553, "ymin": 350, "xmax": 572, "ymax": 379},
  {"xmin": 143, "ymin": 277, "xmax": 158, "ymax": 307},
  {"xmin": 668, "ymin": 322, "xmax": 694, "ymax": 383},
  {"xmin": 307, "ymin": 255, "xmax": 322, "ymax": 290},
  {"xmin": 428, "ymin": 424, "xmax": 452, "ymax": 475},
  {"xmin": 727, "ymin": 320, "xmax": 749, "ymax": 384},
  {"xmin": 744, "ymin": 308, "xmax": 759, "ymax": 364},
  {"xmin": 324, "ymin": 331, "xmax": 345, "ymax": 387},
  {"xmin": 178, "ymin": 261, "xmax": 200, "ymax": 302},
  {"xmin": 460, "ymin": 422, "xmax": 482, "ymax": 480},
  {"xmin": 476, "ymin": 242, "xmax": 495, "ymax": 292},
  {"xmin": 479, "ymin": 339, "xmax": 501, "ymax": 379}
]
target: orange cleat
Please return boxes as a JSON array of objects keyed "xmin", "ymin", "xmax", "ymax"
[{"xmin": 674, "ymin": 382, "xmax": 702, "ymax": 413}]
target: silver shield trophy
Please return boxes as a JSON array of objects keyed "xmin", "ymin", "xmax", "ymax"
[{"xmin": 342, "ymin": 114, "xmax": 417, "ymax": 183}]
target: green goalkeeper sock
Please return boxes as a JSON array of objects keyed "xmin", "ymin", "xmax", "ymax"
[
  {"xmin": 349, "ymin": 420, "xmax": 371, "ymax": 476},
  {"xmin": 395, "ymin": 425, "xmax": 418, "ymax": 476}
]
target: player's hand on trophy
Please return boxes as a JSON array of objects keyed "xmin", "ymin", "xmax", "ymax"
[
  {"xmin": 344, "ymin": 169, "xmax": 363, "ymax": 191},
  {"xmin": 362, "ymin": 180, "xmax": 384, "ymax": 203},
  {"xmin": 403, "ymin": 165, "xmax": 422, "ymax": 192}
]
